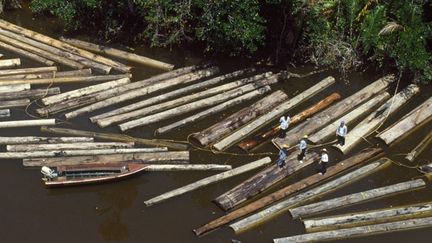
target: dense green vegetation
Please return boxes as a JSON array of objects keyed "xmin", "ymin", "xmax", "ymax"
[{"xmin": 6, "ymin": 1, "xmax": 432, "ymax": 82}]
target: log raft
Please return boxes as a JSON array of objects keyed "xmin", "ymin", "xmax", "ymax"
[
  {"xmin": 238, "ymin": 92, "xmax": 341, "ymax": 152},
  {"xmin": 144, "ymin": 157, "xmax": 272, "ymax": 207},
  {"xmin": 273, "ymin": 217, "xmax": 432, "ymax": 243},
  {"xmin": 334, "ymin": 84, "xmax": 420, "ymax": 154},
  {"xmin": 143, "ymin": 164, "xmax": 232, "ymax": 171},
  {"xmin": 0, "ymin": 40, "xmax": 55, "ymax": 66},
  {"xmin": 273, "ymin": 75, "xmax": 395, "ymax": 149},
  {"xmin": 193, "ymin": 148, "xmax": 382, "ymax": 236},
  {"xmin": 0, "ymin": 136, "xmax": 93, "ymax": 144},
  {"xmin": 6, "ymin": 142, "xmax": 135, "ymax": 152},
  {"xmin": 377, "ymin": 96, "xmax": 432, "ymax": 146},
  {"xmin": 214, "ymin": 152, "xmax": 320, "ymax": 211},
  {"xmin": 23, "ymin": 151, "xmax": 189, "ymax": 166},
  {"xmin": 0, "ymin": 119, "xmax": 56, "ymax": 128},
  {"xmin": 212, "ymin": 76, "xmax": 336, "ymax": 151},
  {"xmin": 229, "ymin": 158, "xmax": 392, "ymax": 233}
]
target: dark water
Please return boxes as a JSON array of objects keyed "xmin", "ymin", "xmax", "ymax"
[{"xmin": 1, "ymin": 8, "xmax": 432, "ymax": 243}]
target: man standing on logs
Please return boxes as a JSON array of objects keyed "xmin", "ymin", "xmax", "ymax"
[
  {"xmin": 279, "ymin": 115, "xmax": 290, "ymax": 138},
  {"xmin": 298, "ymin": 135, "xmax": 308, "ymax": 163},
  {"xmin": 336, "ymin": 120, "xmax": 347, "ymax": 146},
  {"xmin": 318, "ymin": 148, "xmax": 329, "ymax": 175},
  {"xmin": 276, "ymin": 145, "xmax": 289, "ymax": 168}
]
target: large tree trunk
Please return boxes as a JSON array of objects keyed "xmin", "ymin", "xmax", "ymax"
[
  {"xmin": 0, "ymin": 58, "xmax": 20, "ymax": 68},
  {"xmin": 0, "ymin": 69, "xmax": 92, "ymax": 80},
  {"xmin": 0, "ymin": 84, "xmax": 30, "ymax": 93},
  {"xmin": 212, "ymin": 76, "xmax": 336, "ymax": 151},
  {"xmin": 273, "ymin": 75, "xmax": 395, "ymax": 149},
  {"xmin": 0, "ymin": 136, "xmax": 93, "ymax": 144},
  {"xmin": 142, "ymin": 164, "xmax": 232, "ymax": 171},
  {"xmin": 0, "ymin": 99, "xmax": 30, "ymax": 109},
  {"xmin": 0, "ymin": 74, "xmax": 130, "ymax": 86},
  {"xmin": 0, "ymin": 119, "xmax": 56, "ymax": 128},
  {"xmin": 193, "ymin": 148, "xmax": 382, "ymax": 236},
  {"xmin": 144, "ymin": 157, "xmax": 272, "ymax": 206},
  {"xmin": 0, "ymin": 66, "xmax": 57, "ymax": 76},
  {"xmin": 0, "ymin": 88, "xmax": 60, "ymax": 101},
  {"xmin": 238, "ymin": 92, "xmax": 341, "ymax": 152},
  {"xmin": 6, "ymin": 142, "xmax": 134, "ymax": 152},
  {"xmin": 0, "ymin": 40, "xmax": 55, "ymax": 66}
]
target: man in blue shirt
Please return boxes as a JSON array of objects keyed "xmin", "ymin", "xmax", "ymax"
[
  {"xmin": 297, "ymin": 135, "xmax": 308, "ymax": 163},
  {"xmin": 276, "ymin": 145, "xmax": 289, "ymax": 168}
]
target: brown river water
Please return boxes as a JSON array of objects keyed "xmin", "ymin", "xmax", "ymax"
[{"xmin": 1, "ymin": 8, "xmax": 431, "ymax": 243}]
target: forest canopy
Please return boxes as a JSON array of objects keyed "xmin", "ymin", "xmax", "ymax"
[{"xmin": 1, "ymin": 0, "xmax": 431, "ymax": 82}]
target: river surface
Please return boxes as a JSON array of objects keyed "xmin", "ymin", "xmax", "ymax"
[{"xmin": 1, "ymin": 7, "xmax": 431, "ymax": 243}]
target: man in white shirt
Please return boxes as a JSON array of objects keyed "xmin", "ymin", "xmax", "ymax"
[
  {"xmin": 319, "ymin": 148, "xmax": 329, "ymax": 175},
  {"xmin": 297, "ymin": 135, "xmax": 308, "ymax": 163},
  {"xmin": 336, "ymin": 120, "xmax": 348, "ymax": 146},
  {"xmin": 279, "ymin": 115, "xmax": 290, "ymax": 138}
]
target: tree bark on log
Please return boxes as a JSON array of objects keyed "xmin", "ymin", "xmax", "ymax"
[
  {"xmin": 377, "ymin": 96, "xmax": 432, "ymax": 146},
  {"xmin": 334, "ymin": 84, "xmax": 420, "ymax": 154},
  {"xmin": 273, "ymin": 75, "xmax": 395, "ymax": 149},
  {"xmin": 0, "ymin": 19, "xmax": 130, "ymax": 73},
  {"xmin": 309, "ymin": 92, "xmax": 390, "ymax": 144},
  {"xmin": 213, "ymin": 76, "xmax": 336, "ymax": 151},
  {"xmin": 191, "ymin": 90, "xmax": 288, "ymax": 147},
  {"xmin": 0, "ymin": 74, "xmax": 130, "ymax": 86},
  {"xmin": 143, "ymin": 164, "xmax": 232, "ymax": 171},
  {"xmin": 119, "ymin": 78, "xmax": 278, "ymax": 131},
  {"xmin": 92, "ymin": 69, "xmax": 260, "ymax": 125},
  {"xmin": 289, "ymin": 179, "xmax": 425, "ymax": 219},
  {"xmin": 40, "ymin": 126, "xmax": 189, "ymax": 150},
  {"xmin": 61, "ymin": 37, "xmax": 174, "ymax": 70},
  {"xmin": 0, "ymin": 69, "xmax": 92, "ymax": 80},
  {"xmin": 214, "ymin": 152, "xmax": 320, "ymax": 211},
  {"xmin": 156, "ymin": 86, "xmax": 272, "ymax": 134},
  {"xmin": 193, "ymin": 148, "xmax": 382, "ymax": 236},
  {"xmin": 0, "ymin": 66, "xmax": 57, "ymax": 76},
  {"xmin": 0, "ymin": 119, "xmax": 55, "ymax": 128},
  {"xmin": 274, "ymin": 217, "xmax": 432, "ymax": 243},
  {"xmin": 23, "ymin": 151, "xmax": 189, "ymax": 166},
  {"xmin": 303, "ymin": 202, "xmax": 432, "ymax": 232},
  {"xmin": 0, "ymin": 83, "xmax": 30, "ymax": 93},
  {"xmin": 0, "ymin": 136, "xmax": 93, "ymax": 144},
  {"xmin": 0, "ymin": 40, "xmax": 55, "ymax": 66},
  {"xmin": 0, "ymin": 58, "xmax": 20, "ymax": 68},
  {"xmin": 0, "ymin": 109, "xmax": 10, "ymax": 117},
  {"xmin": 0, "ymin": 87, "xmax": 60, "ymax": 101},
  {"xmin": 144, "ymin": 157, "xmax": 272, "ymax": 206},
  {"xmin": 238, "ymin": 92, "xmax": 341, "ymax": 152},
  {"xmin": 405, "ymin": 130, "xmax": 432, "ymax": 162},
  {"xmin": 64, "ymin": 67, "xmax": 219, "ymax": 119},
  {"xmin": 0, "ymin": 99, "xmax": 30, "ymax": 109},
  {"xmin": 6, "ymin": 142, "xmax": 134, "ymax": 152},
  {"xmin": 229, "ymin": 158, "xmax": 392, "ymax": 233}
]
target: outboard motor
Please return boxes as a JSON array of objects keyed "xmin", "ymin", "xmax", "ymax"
[{"xmin": 41, "ymin": 166, "xmax": 58, "ymax": 181}]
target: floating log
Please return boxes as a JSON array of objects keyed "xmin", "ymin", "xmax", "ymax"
[
  {"xmin": 309, "ymin": 91, "xmax": 390, "ymax": 144},
  {"xmin": 0, "ymin": 66, "xmax": 57, "ymax": 76},
  {"xmin": 61, "ymin": 37, "xmax": 174, "ymax": 70},
  {"xmin": 238, "ymin": 92, "xmax": 341, "ymax": 152},
  {"xmin": 289, "ymin": 179, "xmax": 425, "ymax": 219},
  {"xmin": 0, "ymin": 40, "xmax": 55, "ymax": 66},
  {"xmin": 144, "ymin": 157, "xmax": 272, "ymax": 206},
  {"xmin": 0, "ymin": 73, "xmax": 130, "ymax": 86},
  {"xmin": 213, "ymin": 76, "xmax": 336, "ymax": 151},
  {"xmin": 0, "ymin": 84, "xmax": 30, "ymax": 93},
  {"xmin": 143, "ymin": 164, "xmax": 232, "ymax": 171},
  {"xmin": 0, "ymin": 69, "xmax": 92, "ymax": 80},
  {"xmin": 0, "ymin": 87, "xmax": 60, "ymax": 101},
  {"xmin": 0, "ymin": 109, "xmax": 10, "ymax": 117},
  {"xmin": 191, "ymin": 90, "xmax": 288, "ymax": 147},
  {"xmin": 0, "ymin": 148, "xmax": 167, "ymax": 159},
  {"xmin": 0, "ymin": 119, "xmax": 56, "ymax": 128},
  {"xmin": 41, "ymin": 78, "xmax": 130, "ymax": 106},
  {"xmin": 273, "ymin": 75, "xmax": 395, "ymax": 148},
  {"xmin": 303, "ymin": 202, "xmax": 432, "ymax": 232},
  {"xmin": 0, "ymin": 136, "xmax": 93, "ymax": 144},
  {"xmin": 40, "ymin": 126, "xmax": 189, "ymax": 150},
  {"xmin": 156, "ymin": 86, "xmax": 272, "ymax": 134},
  {"xmin": 273, "ymin": 216, "xmax": 432, "ymax": 243},
  {"xmin": 214, "ymin": 152, "xmax": 320, "ymax": 211},
  {"xmin": 6, "ymin": 142, "xmax": 134, "ymax": 152},
  {"xmin": 0, "ymin": 58, "xmax": 20, "ymax": 68},
  {"xmin": 23, "ymin": 151, "xmax": 189, "ymax": 166},
  {"xmin": 229, "ymin": 158, "xmax": 391, "ymax": 233},
  {"xmin": 193, "ymin": 148, "xmax": 382, "ymax": 236},
  {"xmin": 64, "ymin": 67, "xmax": 220, "ymax": 119},
  {"xmin": 0, "ymin": 20, "xmax": 130, "ymax": 73},
  {"xmin": 334, "ymin": 84, "xmax": 420, "ymax": 154},
  {"xmin": 0, "ymin": 99, "xmax": 30, "ymax": 109},
  {"xmin": 92, "ymin": 69, "xmax": 261, "ymax": 125},
  {"xmin": 0, "ymin": 33, "xmax": 85, "ymax": 69},
  {"xmin": 377, "ymin": 96, "xmax": 432, "ymax": 146},
  {"xmin": 0, "ymin": 28, "xmax": 112, "ymax": 73},
  {"xmin": 119, "ymin": 78, "xmax": 278, "ymax": 131},
  {"xmin": 406, "ymin": 130, "xmax": 432, "ymax": 162}
]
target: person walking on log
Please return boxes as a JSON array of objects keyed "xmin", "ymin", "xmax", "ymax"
[
  {"xmin": 336, "ymin": 120, "xmax": 348, "ymax": 146},
  {"xmin": 276, "ymin": 145, "xmax": 289, "ymax": 168},
  {"xmin": 297, "ymin": 135, "xmax": 308, "ymax": 163},
  {"xmin": 318, "ymin": 148, "xmax": 329, "ymax": 175},
  {"xmin": 279, "ymin": 115, "xmax": 290, "ymax": 138}
]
